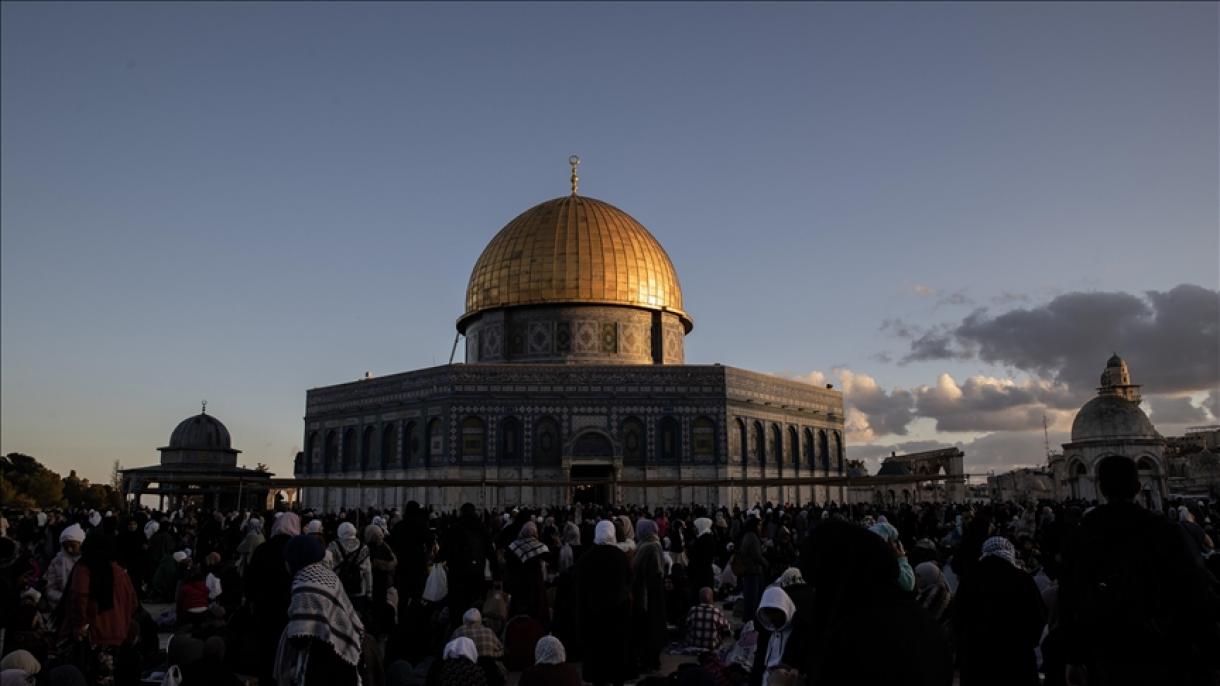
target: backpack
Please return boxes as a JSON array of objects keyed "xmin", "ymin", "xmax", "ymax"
[{"xmin": 335, "ymin": 544, "xmax": 369, "ymax": 598}]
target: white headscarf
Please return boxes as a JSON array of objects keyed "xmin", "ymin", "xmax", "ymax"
[
  {"xmin": 338, "ymin": 522, "xmax": 357, "ymax": 540},
  {"xmin": 59, "ymin": 524, "xmax": 86, "ymax": 544},
  {"xmin": 535, "ymin": 636, "xmax": 566, "ymax": 665},
  {"xmin": 463, "ymin": 608, "xmax": 482, "ymax": 626},
  {"xmin": 443, "ymin": 637, "xmax": 478, "ymax": 662},
  {"xmin": 594, "ymin": 520, "xmax": 617, "ymax": 545},
  {"xmin": 694, "ymin": 517, "xmax": 713, "ymax": 537},
  {"xmin": 144, "ymin": 521, "xmax": 160, "ymax": 540}
]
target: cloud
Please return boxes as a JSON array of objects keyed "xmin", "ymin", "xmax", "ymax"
[
  {"xmin": 990, "ymin": 291, "xmax": 1030, "ymax": 305},
  {"xmin": 1207, "ymin": 391, "xmax": 1220, "ymax": 421},
  {"xmin": 936, "ymin": 290, "xmax": 974, "ymax": 308},
  {"xmin": 900, "ymin": 284, "xmax": 1220, "ymax": 396},
  {"xmin": 1146, "ymin": 395, "xmax": 1211, "ymax": 425},
  {"xmin": 848, "ymin": 430, "xmax": 1067, "ymax": 473},
  {"xmin": 913, "ymin": 284, "xmax": 937, "ymax": 297},
  {"xmin": 913, "ymin": 373, "xmax": 1078, "ymax": 433}
]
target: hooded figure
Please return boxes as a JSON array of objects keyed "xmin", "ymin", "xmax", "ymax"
[
  {"xmin": 914, "ymin": 562, "xmax": 951, "ymax": 623},
  {"xmin": 426, "ymin": 637, "xmax": 490, "ymax": 686},
  {"xmin": 43, "ymin": 524, "xmax": 86, "ymax": 612},
  {"xmin": 245, "ymin": 512, "xmax": 300, "ymax": 686},
  {"xmin": 557, "ymin": 522, "xmax": 582, "ymax": 574},
  {"xmin": 505, "ymin": 521, "xmax": 550, "ymax": 627},
  {"xmin": 327, "ymin": 521, "xmax": 372, "ymax": 601},
  {"xmin": 688, "ymin": 517, "xmax": 717, "ymax": 597},
  {"xmin": 756, "ymin": 586, "xmax": 796, "ymax": 670},
  {"xmin": 275, "ymin": 535, "xmax": 365, "ymax": 686},
  {"xmin": 953, "ymin": 536, "xmax": 1045, "ymax": 686},
  {"xmin": 576, "ymin": 520, "xmax": 634, "ymax": 685},
  {"xmin": 236, "ymin": 517, "xmax": 265, "ymax": 574},
  {"xmin": 519, "ymin": 636, "xmax": 582, "ymax": 686},
  {"xmin": 631, "ymin": 519, "xmax": 667, "ymax": 672}
]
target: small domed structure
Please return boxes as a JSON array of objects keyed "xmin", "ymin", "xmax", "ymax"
[
  {"xmin": 1070, "ymin": 395, "xmax": 1159, "ymax": 442},
  {"xmin": 168, "ymin": 412, "xmax": 234, "ymax": 450},
  {"xmin": 1060, "ymin": 356, "xmax": 1165, "ymax": 506},
  {"xmin": 159, "ymin": 409, "xmax": 240, "ymax": 467}
]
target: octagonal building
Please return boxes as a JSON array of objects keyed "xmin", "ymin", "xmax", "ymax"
[{"xmin": 294, "ymin": 166, "xmax": 846, "ymax": 510}]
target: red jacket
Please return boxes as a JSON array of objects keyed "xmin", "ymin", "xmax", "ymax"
[
  {"xmin": 176, "ymin": 580, "xmax": 210, "ymax": 617},
  {"xmin": 62, "ymin": 562, "xmax": 138, "ymax": 647}
]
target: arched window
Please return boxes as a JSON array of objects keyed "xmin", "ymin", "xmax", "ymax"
[
  {"xmin": 693, "ymin": 416, "xmax": 715, "ymax": 460},
  {"xmin": 787, "ymin": 426, "xmax": 799, "ymax": 467},
  {"xmin": 833, "ymin": 431, "xmax": 845, "ymax": 473},
  {"xmin": 305, "ymin": 432, "xmax": 317, "ymax": 475},
  {"xmin": 754, "ymin": 421, "xmax": 766, "ymax": 468},
  {"xmin": 325, "ymin": 431, "xmax": 339, "ymax": 474},
  {"xmin": 803, "ymin": 428, "xmax": 814, "ymax": 468},
  {"xmin": 736, "ymin": 419, "xmax": 748, "ymax": 468},
  {"xmin": 342, "ymin": 428, "xmax": 357, "ymax": 472},
  {"xmin": 660, "ymin": 416, "xmax": 681, "ymax": 462},
  {"xmin": 403, "ymin": 421, "xmax": 418, "ymax": 466},
  {"xmin": 381, "ymin": 423, "xmax": 396, "ymax": 470},
  {"xmin": 770, "ymin": 424, "xmax": 782, "ymax": 470},
  {"xmin": 622, "ymin": 417, "xmax": 645, "ymax": 465},
  {"xmin": 499, "ymin": 416, "xmax": 523, "ymax": 462},
  {"xmin": 361, "ymin": 426, "xmax": 374, "ymax": 471},
  {"xmin": 426, "ymin": 418, "xmax": 443, "ymax": 465},
  {"xmin": 534, "ymin": 417, "xmax": 561, "ymax": 466},
  {"xmin": 818, "ymin": 430, "xmax": 830, "ymax": 471},
  {"xmin": 461, "ymin": 416, "xmax": 486, "ymax": 459},
  {"xmin": 1069, "ymin": 460, "xmax": 1087, "ymax": 499}
]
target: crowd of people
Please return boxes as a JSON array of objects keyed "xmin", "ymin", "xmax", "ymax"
[{"xmin": 1, "ymin": 454, "xmax": 1218, "ymax": 686}]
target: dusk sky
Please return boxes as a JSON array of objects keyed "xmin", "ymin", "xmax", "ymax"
[{"xmin": 3, "ymin": 2, "xmax": 1217, "ymax": 483}]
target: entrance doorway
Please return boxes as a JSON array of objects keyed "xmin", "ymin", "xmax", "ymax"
[{"xmin": 570, "ymin": 464, "xmax": 614, "ymax": 505}]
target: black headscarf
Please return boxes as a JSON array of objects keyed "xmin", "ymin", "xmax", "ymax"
[{"xmin": 79, "ymin": 532, "xmax": 117, "ymax": 611}]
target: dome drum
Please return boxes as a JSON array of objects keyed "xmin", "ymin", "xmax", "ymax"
[{"xmin": 464, "ymin": 304, "xmax": 685, "ymax": 365}]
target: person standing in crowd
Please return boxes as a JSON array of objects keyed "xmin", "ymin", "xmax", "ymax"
[
  {"xmin": 737, "ymin": 515, "xmax": 767, "ymax": 625},
  {"xmin": 328, "ymin": 522, "xmax": 373, "ymax": 612},
  {"xmin": 914, "ymin": 561, "xmax": 952, "ymax": 624},
  {"xmin": 275, "ymin": 534, "xmax": 365, "ymax": 686},
  {"xmin": 440, "ymin": 504, "xmax": 499, "ymax": 632},
  {"xmin": 953, "ymin": 536, "xmax": 1045, "ymax": 686},
  {"xmin": 798, "ymin": 520, "xmax": 953, "ymax": 686},
  {"xmin": 236, "ymin": 517, "xmax": 265, "ymax": 574},
  {"xmin": 869, "ymin": 521, "xmax": 915, "ymax": 592},
  {"xmin": 115, "ymin": 517, "xmax": 146, "ymax": 599},
  {"xmin": 1060, "ymin": 456, "xmax": 1220, "ymax": 686},
  {"xmin": 631, "ymin": 518, "xmax": 667, "ymax": 674},
  {"xmin": 60, "ymin": 533, "xmax": 139, "ymax": 686},
  {"xmin": 557, "ymin": 522, "xmax": 582, "ymax": 575},
  {"xmin": 365, "ymin": 522, "xmax": 399, "ymax": 635},
  {"xmin": 42, "ymin": 523, "xmax": 84, "ymax": 615},
  {"xmin": 246, "ymin": 512, "xmax": 300, "ymax": 686},
  {"xmin": 687, "ymin": 517, "xmax": 716, "ymax": 598},
  {"xmin": 505, "ymin": 521, "xmax": 550, "ymax": 627},
  {"xmin": 576, "ymin": 520, "xmax": 634, "ymax": 686},
  {"xmin": 519, "ymin": 636, "xmax": 582, "ymax": 686}
]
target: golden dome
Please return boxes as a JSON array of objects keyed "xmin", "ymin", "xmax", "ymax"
[{"xmin": 460, "ymin": 195, "xmax": 691, "ymax": 332}]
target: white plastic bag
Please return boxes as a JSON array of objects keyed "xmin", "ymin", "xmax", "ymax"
[{"xmin": 422, "ymin": 562, "xmax": 448, "ymax": 602}]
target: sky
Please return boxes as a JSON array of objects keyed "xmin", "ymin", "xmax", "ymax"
[{"xmin": 2, "ymin": 2, "xmax": 1217, "ymax": 483}]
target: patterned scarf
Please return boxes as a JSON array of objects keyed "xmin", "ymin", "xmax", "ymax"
[
  {"xmin": 509, "ymin": 537, "xmax": 549, "ymax": 564},
  {"xmin": 979, "ymin": 536, "xmax": 1017, "ymax": 567},
  {"xmin": 277, "ymin": 562, "xmax": 365, "ymax": 669}
]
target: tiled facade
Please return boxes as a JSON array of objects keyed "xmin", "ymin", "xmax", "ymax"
[{"xmin": 294, "ymin": 364, "xmax": 846, "ymax": 510}]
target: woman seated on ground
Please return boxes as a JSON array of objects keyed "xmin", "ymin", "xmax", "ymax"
[
  {"xmin": 518, "ymin": 636, "xmax": 582, "ymax": 686},
  {"xmin": 427, "ymin": 637, "xmax": 493, "ymax": 686}
]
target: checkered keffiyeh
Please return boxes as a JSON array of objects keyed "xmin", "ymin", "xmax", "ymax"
[
  {"xmin": 451, "ymin": 623, "xmax": 504, "ymax": 658},
  {"xmin": 685, "ymin": 602, "xmax": 731, "ymax": 652},
  {"xmin": 277, "ymin": 562, "xmax": 365, "ymax": 667}
]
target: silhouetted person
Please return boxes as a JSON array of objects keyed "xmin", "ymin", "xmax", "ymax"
[
  {"xmin": 1060, "ymin": 456, "xmax": 1220, "ymax": 686},
  {"xmin": 439, "ymin": 503, "xmax": 499, "ymax": 631}
]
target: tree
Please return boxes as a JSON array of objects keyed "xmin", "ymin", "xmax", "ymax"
[{"xmin": 0, "ymin": 453, "xmax": 66, "ymax": 507}]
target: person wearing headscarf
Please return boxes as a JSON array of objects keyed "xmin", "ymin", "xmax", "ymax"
[
  {"xmin": 952, "ymin": 536, "xmax": 1045, "ymax": 686},
  {"xmin": 576, "ymin": 520, "xmax": 634, "ymax": 686},
  {"xmin": 236, "ymin": 517, "xmax": 265, "ymax": 574},
  {"xmin": 868, "ymin": 521, "xmax": 915, "ymax": 592},
  {"xmin": 687, "ymin": 517, "xmax": 717, "ymax": 600},
  {"xmin": 327, "ymin": 521, "xmax": 373, "ymax": 607},
  {"xmin": 615, "ymin": 515, "xmax": 636, "ymax": 560},
  {"xmin": 274, "ymin": 534, "xmax": 365, "ymax": 686},
  {"xmin": 247, "ymin": 512, "xmax": 300, "ymax": 686},
  {"xmin": 115, "ymin": 517, "xmax": 146, "ymax": 599},
  {"xmin": 914, "ymin": 561, "xmax": 951, "ymax": 624},
  {"xmin": 506, "ymin": 521, "xmax": 550, "ymax": 627},
  {"xmin": 0, "ymin": 670, "xmax": 33, "ymax": 686},
  {"xmin": 797, "ymin": 520, "xmax": 952, "ymax": 686},
  {"xmin": 364, "ymin": 522, "xmax": 398, "ymax": 635},
  {"xmin": 557, "ymin": 522, "xmax": 583, "ymax": 574},
  {"xmin": 42, "ymin": 523, "xmax": 85, "ymax": 614},
  {"xmin": 519, "ymin": 636, "xmax": 582, "ymax": 686},
  {"xmin": 0, "ymin": 651, "xmax": 39, "ymax": 676},
  {"xmin": 60, "ymin": 533, "xmax": 138, "ymax": 686},
  {"xmin": 426, "ymin": 637, "xmax": 489, "ymax": 686},
  {"xmin": 631, "ymin": 519, "xmax": 667, "ymax": 673},
  {"xmin": 749, "ymin": 586, "xmax": 796, "ymax": 686},
  {"xmin": 451, "ymin": 608, "xmax": 504, "ymax": 659}
]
